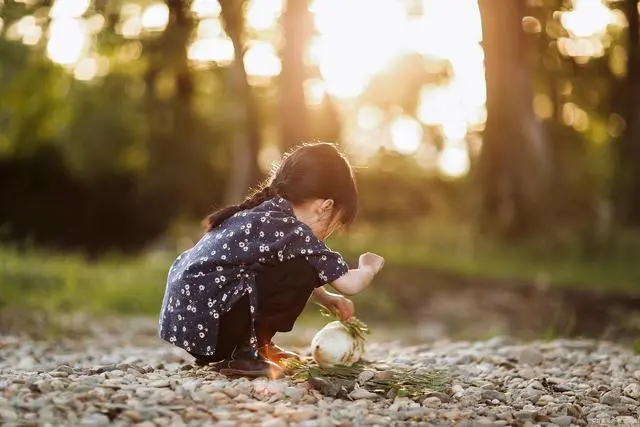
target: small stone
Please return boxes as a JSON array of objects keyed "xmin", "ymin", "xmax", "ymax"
[
  {"xmin": 349, "ymin": 387, "xmax": 378, "ymax": 400},
  {"xmin": 54, "ymin": 365, "xmax": 74, "ymax": 374},
  {"xmin": 122, "ymin": 410, "xmax": 143, "ymax": 422},
  {"xmin": 553, "ymin": 383, "xmax": 572, "ymax": 392},
  {"xmin": 357, "ymin": 370, "xmax": 376, "ymax": 384},
  {"xmin": 222, "ymin": 387, "xmax": 239, "ymax": 398},
  {"xmin": 148, "ymin": 380, "xmax": 170, "ymax": 388},
  {"xmin": 309, "ymin": 377, "xmax": 353, "ymax": 397},
  {"xmin": 289, "ymin": 409, "xmax": 317, "ymax": 422},
  {"xmin": 422, "ymin": 396, "xmax": 441, "ymax": 408},
  {"xmin": 0, "ymin": 409, "xmax": 18, "ymax": 420},
  {"xmin": 261, "ymin": 419, "xmax": 287, "ymax": 427},
  {"xmin": 284, "ymin": 386, "xmax": 305, "ymax": 400},
  {"xmin": 616, "ymin": 416, "xmax": 639, "ymax": 424},
  {"xmin": 514, "ymin": 410, "xmax": 538, "ymax": 421},
  {"xmin": 34, "ymin": 380, "xmax": 53, "ymax": 393},
  {"xmin": 451, "ymin": 384, "xmax": 465, "ymax": 397},
  {"xmin": 633, "ymin": 371, "xmax": 640, "ymax": 381},
  {"xmin": 620, "ymin": 395, "xmax": 638, "ymax": 405},
  {"xmin": 600, "ymin": 390, "xmax": 621, "ymax": 405},
  {"xmin": 95, "ymin": 364, "xmax": 117, "ymax": 374},
  {"xmin": 80, "ymin": 413, "xmax": 111, "ymax": 427},
  {"xmin": 426, "ymin": 391, "xmax": 450, "ymax": 403},
  {"xmin": 523, "ymin": 388, "xmax": 543, "ymax": 404},
  {"xmin": 16, "ymin": 356, "xmax": 36, "ymax": 370},
  {"xmin": 518, "ymin": 348, "xmax": 543, "ymax": 366},
  {"xmin": 481, "ymin": 390, "xmax": 507, "ymax": 402},
  {"xmin": 623, "ymin": 383, "xmax": 640, "ymax": 399},
  {"xmin": 364, "ymin": 414, "xmax": 391, "ymax": 425},
  {"xmin": 134, "ymin": 422, "xmax": 156, "ymax": 427},
  {"xmin": 519, "ymin": 368, "xmax": 536, "ymax": 380},
  {"xmin": 550, "ymin": 416, "xmax": 573, "ymax": 426}
]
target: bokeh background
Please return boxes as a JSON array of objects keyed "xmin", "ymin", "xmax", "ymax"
[{"xmin": 1, "ymin": 0, "xmax": 640, "ymax": 346}]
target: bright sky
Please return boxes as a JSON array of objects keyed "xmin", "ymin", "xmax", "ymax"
[{"xmin": 5, "ymin": 0, "xmax": 619, "ymax": 178}]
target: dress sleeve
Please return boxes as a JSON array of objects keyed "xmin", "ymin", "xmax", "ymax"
[{"xmin": 274, "ymin": 219, "xmax": 349, "ymax": 286}]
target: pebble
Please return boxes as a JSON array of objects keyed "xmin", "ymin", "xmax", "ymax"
[
  {"xmin": 550, "ymin": 415, "xmax": 574, "ymax": 426},
  {"xmin": 623, "ymin": 383, "xmax": 640, "ymax": 399},
  {"xmin": 600, "ymin": 390, "xmax": 621, "ymax": 405},
  {"xmin": 480, "ymin": 389, "xmax": 506, "ymax": 402},
  {"xmin": 284, "ymin": 386, "xmax": 305, "ymax": 400},
  {"xmin": 261, "ymin": 418, "xmax": 287, "ymax": 427},
  {"xmin": 1, "ymin": 318, "xmax": 639, "ymax": 426},
  {"xmin": 514, "ymin": 409, "xmax": 538, "ymax": 421},
  {"xmin": 348, "ymin": 387, "xmax": 378, "ymax": 400},
  {"xmin": 422, "ymin": 396, "xmax": 442, "ymax": 408},
  {"xmin": 519, "ymin": 348, "xmax": 544, "ymax": 366}
]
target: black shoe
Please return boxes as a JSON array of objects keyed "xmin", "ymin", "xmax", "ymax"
[{"xmin": 219, "ymin": 345, "xmax": 283, "ymax": 379}]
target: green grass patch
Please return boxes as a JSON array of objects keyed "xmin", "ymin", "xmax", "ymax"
[
  {"xmin": 0, "ymin": 247, "xmax": 170, "ymax": 316},
  {"xmin": 2, "ymin": 219, "xmax": 640, "ymax": 324},
  {"xmin": 330, "ymin": 220, "xmax": 640, "ymax": 293}
]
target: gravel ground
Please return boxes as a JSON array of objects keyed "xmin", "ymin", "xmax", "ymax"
[{"xmin": 1, "ymin": 317, "xmax": 639, "ymax": 426}]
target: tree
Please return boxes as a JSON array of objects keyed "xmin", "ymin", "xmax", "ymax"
[
  {"xmin": 279, "ymin": 0, "xmax": 312, "ymax": 150},
  {"xmin": 477, "ymin": 0, "xmax": 552, "ymax": 237},
  {"xmin": 613, "ymin": 0, "xmax": 640, "ymax": 226},
  {"xmin": 219, "ymin": 0, "xmax": 262, "ymax": 204}
]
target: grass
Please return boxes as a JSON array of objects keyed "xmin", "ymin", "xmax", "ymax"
[
  {"xmin": 331, "ymin": 219, "xmax": 640, "ymax": 293},
  {"xmin": 2, "ymin": 219, "xmax": 640, "ymax": 325},
  {"xmin": 0, "ymin": 248, "xmax": 169, "ymax": 316}
]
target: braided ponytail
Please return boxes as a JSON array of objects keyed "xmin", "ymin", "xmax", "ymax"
[{"xmin": 203, "ymin": 185, "xmax": 276, "ymax": 232}]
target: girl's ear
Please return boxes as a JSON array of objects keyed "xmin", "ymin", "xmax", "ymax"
[{"xmin": 320, "ymin": 199, "xmax": 335, "ymax": 213}]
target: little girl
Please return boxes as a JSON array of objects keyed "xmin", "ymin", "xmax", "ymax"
[{"xmin": 159, "ymin": 143, "xmax": 384, "ymax": 378}]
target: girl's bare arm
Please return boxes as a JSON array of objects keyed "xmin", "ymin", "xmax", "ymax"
[{"xmin": 331, "ymin": 252, "xmax": 384, "ymax": 295}]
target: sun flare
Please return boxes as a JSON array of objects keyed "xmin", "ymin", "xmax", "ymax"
[{"xmin": 30, "ymin": 0, "xmax": 617, "ymax": 178}]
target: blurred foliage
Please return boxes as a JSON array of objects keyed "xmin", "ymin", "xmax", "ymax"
[{"xmin": 0, "ymin": 0, "xmax": 639, "ymax": 271}]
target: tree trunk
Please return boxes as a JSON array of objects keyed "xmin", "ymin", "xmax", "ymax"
[
  {"xmin": 219, "ymin": 0, "xmax": 262, "ymax": 204},
  {"xmin": 613, "ymin": 0, "xmax": 640, "ymax": 226},
  {"xmin": 279, "ymin": 0, "xmax": 312, "ymax": 150},
  {"xmin": 477, "ymin": 0, "xmax": 551, "ymax": 237}
]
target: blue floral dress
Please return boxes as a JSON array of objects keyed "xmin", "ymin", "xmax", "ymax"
[{"xmin": 158, "ymin": 197, "xmax": 349, "ymax": 356}]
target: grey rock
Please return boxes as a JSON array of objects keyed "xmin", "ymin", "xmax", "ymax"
[
  {"xmin": 522, "ymin": 388, "xmax": 543, "ymax": 404},
  {"xmin": 519, "ymin": 368, "xmax": 536, "ymax": 380},
  {"xmin": 364, "ymin": 414, "xmax": 391, "ymax": 425},
  {"xmin": 519, "ymin": 348, "xmax": 544, "ymax": 366},
  {"xmin": 261, "ymin": 419, "xmax": 287, "ymax": 427},
  {"xmin": 623, "ymin": 383, "xmax": 640, "ymax": 399},
  {"xmin": 514, "ymin": 410, "xmax": 538, "ymax": 421},
  {"xmin": 284, "ymin": 386, "xmax": 305, "ymax": 400},
  {"xmin": 54, "ymin": 365, "xmax": 74, "ymax": 374},
  {"xmin": 94, "ymin": 364, "xmax": 117, "ymax": 374},
  {"xmin": 481, "ymin": 389, "xmax": 507, "ymax": 402},
  {"xmin": 426, "ymin": 391, "xmax": 450, "ymax": 403},
  {"xmin": 422, "ymin": 396, "xmax": 441, "ymax": 408},
  {"xmin": 0, "ymin": 409, "xmax": 18, "ymax": 421},
  {"xmin": 620, "ymin": 395, "xmax": 638, "ymax": 405},
  {"xmin": 79, "ymin": 413, "xmax": 111, "ymax": 427},
  {"xmin": 600, "ymin": 390, "xmax": 621, "ymax": 405},
  {"xmin": 549, "ymin": 415, "xmax": 573, "ymax": 426},
  {"xmin": 309, "ymin": 377, "xmax": 354, "ymax": 398},
  {"xmin": 148, "ymin": 380, "xmax": 170, "ymax": 388}
]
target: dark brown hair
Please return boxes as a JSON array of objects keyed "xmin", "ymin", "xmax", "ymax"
[{"xmin": 203, "ymin": 142, "xmax": 358, "ymax": 232}]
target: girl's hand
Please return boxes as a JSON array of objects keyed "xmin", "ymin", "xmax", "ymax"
[
  {"xmin": 324, "ymin": 294, "xmax": 355, "ymax": 320},
  {"xmin": 358, "ymin": 252, "xmax": 385, "ymax": 274}
]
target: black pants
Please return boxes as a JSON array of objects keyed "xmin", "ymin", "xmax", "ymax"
[{"xmin": 190, "ymin": 258, "xmax": 320, "ymax": 362}]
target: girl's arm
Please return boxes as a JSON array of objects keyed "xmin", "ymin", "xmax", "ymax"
[{"xmin": 331, "ymin": 252, "xmax": 384, "ymax": 296}]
